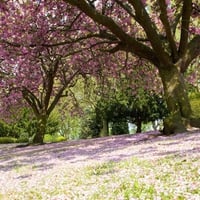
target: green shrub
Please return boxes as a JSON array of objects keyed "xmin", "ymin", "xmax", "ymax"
[
  {"xmin": 0, "ymin": 121, "xmax": 19, "ymax": 138},
  {"xmin": 80, "ymin": 110, "xmax": 101, "ymax": 139},
  {"xmin": 190, "ymin": 98, "xmax": 200, "ymax": 118},
  {"xmin": 0, "ymin": 137, "xmax": 17, "ymax": 144},
  {"xmin": 15, "ymin": 132, "xmax": 29, "ymax": 143},
  {"xmin": 16, "ymin": 137, "xmax": 29, "ymax": 143},
  {"xmin": 54, "ymin": 135, "xmax": 66, "ymax": 142},
  {"xmin": 43, "ymin": 134, "xmax": 66, "ymax": 143},
  {"xmin": 111, "ymin": 121, "xmax": 129, "ymax": 135},
  {"xmin": 44, "ymin": 134, "xmax": 53, "ymax": 143}
]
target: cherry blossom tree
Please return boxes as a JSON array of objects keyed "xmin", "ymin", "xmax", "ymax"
[
  {"xmin": 0, "ymin": 0, "xmax": 199, "ymax": 141},
  {"xmin": 0, "ymin": 0, "xmax": 92, "ymax": 143},
  {"xmin": 63, "ymin": 0, "xmax": 200, "ymax": 134}
]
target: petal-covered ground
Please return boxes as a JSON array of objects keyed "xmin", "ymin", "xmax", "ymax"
[{"xmin": 0, "ymin": 131, "xmax": 200, "ymax": 199}]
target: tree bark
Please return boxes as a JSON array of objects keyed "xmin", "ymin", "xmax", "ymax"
[
  {"xmin": 136, "ymin": 118, "xmax": 142, "ymax": 133},
  {"xmin": 158, "ymin": 64, "xmax": 192, "ymax": 134},
  {"xmin": 32, "ymin": 115, "xmax": 48, "ymax": 144},
  {"xmin": 100, "ymin": 118, "xmax": 109, "ymax": 137}
]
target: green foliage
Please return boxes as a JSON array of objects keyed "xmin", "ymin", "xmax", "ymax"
[
  {"xmin": 0, "ymin": 109, "xmax": 62, "ymax": 143},
  {"xmin": 16, "ymin": 132, "xmax": 29, "ymax": 143},
  {"xmin": 44, "ymin": 134, "xmax": 66, "ymax": 143},
  {"xmin": 77, "ymin": 90, "xmax": 168, "ymax": 137},
  {"xmin": 0, "ymin": 137, "xmax": 17, "ymax": 144},
  {"xmin": 190, "ymin": 98, "xmax": 200, "ymax": 118},
  {"xmin": 2, "ymin": 108, "xmax": 38, "ymax": 139},
  {"xmin": 128, "ymin": 91, "xmax": 168, "ymax": 124},
  {"xmin": 0, "ymin": 120, "xmax": 16, "ymax": 137},
  {"xmin": 95, "ymin": 91, "xmax": 168, "ymax": 134},
  {"xmin": 46, "ymin": 112, "xmax": 61, "ymax": 135},
  {"xmin": 79, "ymin": 109, "xmax": 101, "ymax": 139},
  {"xmin": 59, "ymin": 116, "xmax": 82, "ymax": 140},
  {"xmin": 189, "ymin": 91, "xmax": 200, "ymax": 118},
  {"xmin": 111, "ymin": 121, "xmax": 129, "ymax": 135}
]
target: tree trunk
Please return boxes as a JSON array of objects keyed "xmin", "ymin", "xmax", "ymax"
[
  {"xmin": 100, "ymin": 118, "xmax": 109, "ymax": 137},
  {"xmin": 136, "ymin": 118, "xmax": 142, "ymax": 133},
  {"xmin": 33, "ymin": 115, "xmax": 48, "ymax": 144},
  {"xmin": 158, "ymin": 65, "xmax": 192, "ymax": 134}
]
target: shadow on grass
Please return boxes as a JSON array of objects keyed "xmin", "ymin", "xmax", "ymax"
[{"xmin": 0, "ymin": 131, "xmax": 199, "ymax": 172}]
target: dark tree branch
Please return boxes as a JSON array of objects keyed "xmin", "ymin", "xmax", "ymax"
[
  {"xmin": 64, "ymin": 0, "xmax": 159, "ymax": 66},
  {"xmin": 21, "ymin": 87, "xmax": 41, "ymax": 117},
  {"xmin": 47, "ymin": 69, "xmax": 80, "ymax": 115},
  {"xmin": 115, "ymin": 0, "xmax": 135, "ymax": 19},
  {"xmin": 43, "ymin": 57, "xmax": 60, "ymax": 111},
  {"xmin": 158, "ymin": 0, "xmax": 178, "ymax": 61},
  {"xmin": 127, "ymin": 0, "xmax": 171, "ymax": 65},
  {"xmin": 178, "ymin": 0, "xmax": 192, "ymax": 56},
  {"xmin": 171, "ymin": 2, "xmax": 182, "ymax": 35},
  {"xmin": 178, "ymin": 35, "xmax": 200, "ymax": 73}
]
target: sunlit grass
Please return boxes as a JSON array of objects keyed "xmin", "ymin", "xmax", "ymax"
[{"xmin": 2, "ymin": 155, "xmax": 199, "ymax": 200}]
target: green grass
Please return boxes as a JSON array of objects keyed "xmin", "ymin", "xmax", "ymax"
[
  {"xmin": 85, "ymin": 157, "xmax": 200, "ymax": 200},
  {"xmin": 3, "ymin": 156, "xmax": 199, "ymax": 200}
]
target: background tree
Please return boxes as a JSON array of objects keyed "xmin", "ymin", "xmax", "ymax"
[
  {"xmin": 77, "ymin": 54, "xmax": 167, "ymax": 137},
  {"xmin": 64, "ymin": 0, "xmax": 200, "ymax": 134},
  {"xmin": 0, "ymin": 1, "xmax": 87, "ymax": 143}
]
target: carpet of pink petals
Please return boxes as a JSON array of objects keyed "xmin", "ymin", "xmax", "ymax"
[{"xmin": 0, "ymin": 130, "xmax": 200, "ymax": 199}]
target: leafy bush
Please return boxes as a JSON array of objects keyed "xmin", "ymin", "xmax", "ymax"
[
  {"xmin": 44, "ymin": 134, "xmax": 66, "ymax": 143},
  {"xmin": 190, "ymin": 98, "xmax": 200, "ymax": 118},
  {"xmin": 0, "ymin": 137, "xmax": 17, "ymax": 144},
  {"xmin": 0, "ymin": 121, "xmax": 9, "ymax": 137},
  {"xmin": 16, "ymin": 137, "xmax": 29, "ymax": 143},
  {"xmin": 80, "ymin": 109, "xmax": 101, "ymax": 139},
  {"xmin": 16, "ymin": 132, "xmax": 29, "ymax": 143},
  {"xmin": 43, "ymin": 134, "xmax": 53, "ymax": 142},
  {"xmin": 46, "ymin": 113, "xmax": 61, "ymax": 135},
  {"xmin": 0, "ymin": 109, "xmax": 62, "ymax": 143},
  {"xmin": 111, "ymin": 121, "xmax": 129, "ymax": 135},
  {"xmin": 54, "ymin": 136, "xmax": 66, "ymax": 142},
  {"xmin": 0, "ymin": 120, "xmax": 19, "ymax": 138}
]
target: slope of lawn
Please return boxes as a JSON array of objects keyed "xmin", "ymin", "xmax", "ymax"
[{"xmin": 0, "ymin": 131, "xmax": 200, "ymax": 200}]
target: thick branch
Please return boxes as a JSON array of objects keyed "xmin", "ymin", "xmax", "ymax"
[
  {"xmin": 171, "ymin": 2, "xmax": 182, "ymax": 35},
  {"xmin": 47, "ymin": 69, "xmax": 80, "ymax": 115},
  {"xmin": 178, "ymin": 35, "xmax": 200, "ymax": 73},
  {"xmin": 158, "ymin": 0, "xmax": 178, "ymax": 61},
  {"xmin": 64, "ymin": 0, "xmax": 159, "ymax": 66},
  {"xmin": 178, "ymin": 0, "xmax": 192, "ymax": 56},
  {"xmin": 22, "ymin": 87, "xmax": 41, "ymax": 117},
  {"xmin": 128, "ymin": 0, "xmax": 171, "ymax": 65},
  {"xmin": 43, "ymin": 57, "xmax": 60, "ymax": 111}
]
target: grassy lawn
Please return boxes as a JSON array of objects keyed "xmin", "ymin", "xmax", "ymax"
[
  {"xmin": 1, "ymin": 156, "xmax": 199, "ymax": 200},
  {"xmin": 0, "ymin": 132, "xmax": 200, "ymax": 199}
]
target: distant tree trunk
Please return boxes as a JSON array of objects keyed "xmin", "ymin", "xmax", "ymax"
[
  {"xmin": 135, "ymin": 118, "xmax": 142, "ymax": 133},
  {"xmin": 158, "ymin": 65, "xmax": 193, "ymax": 134},
  {"xmin": 100, "ymin": 118, "xmax": 109, "ymax": 137},
  {"xmin": 33, "ymin": 114, "xmax": 48, "ymax": 144}
]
